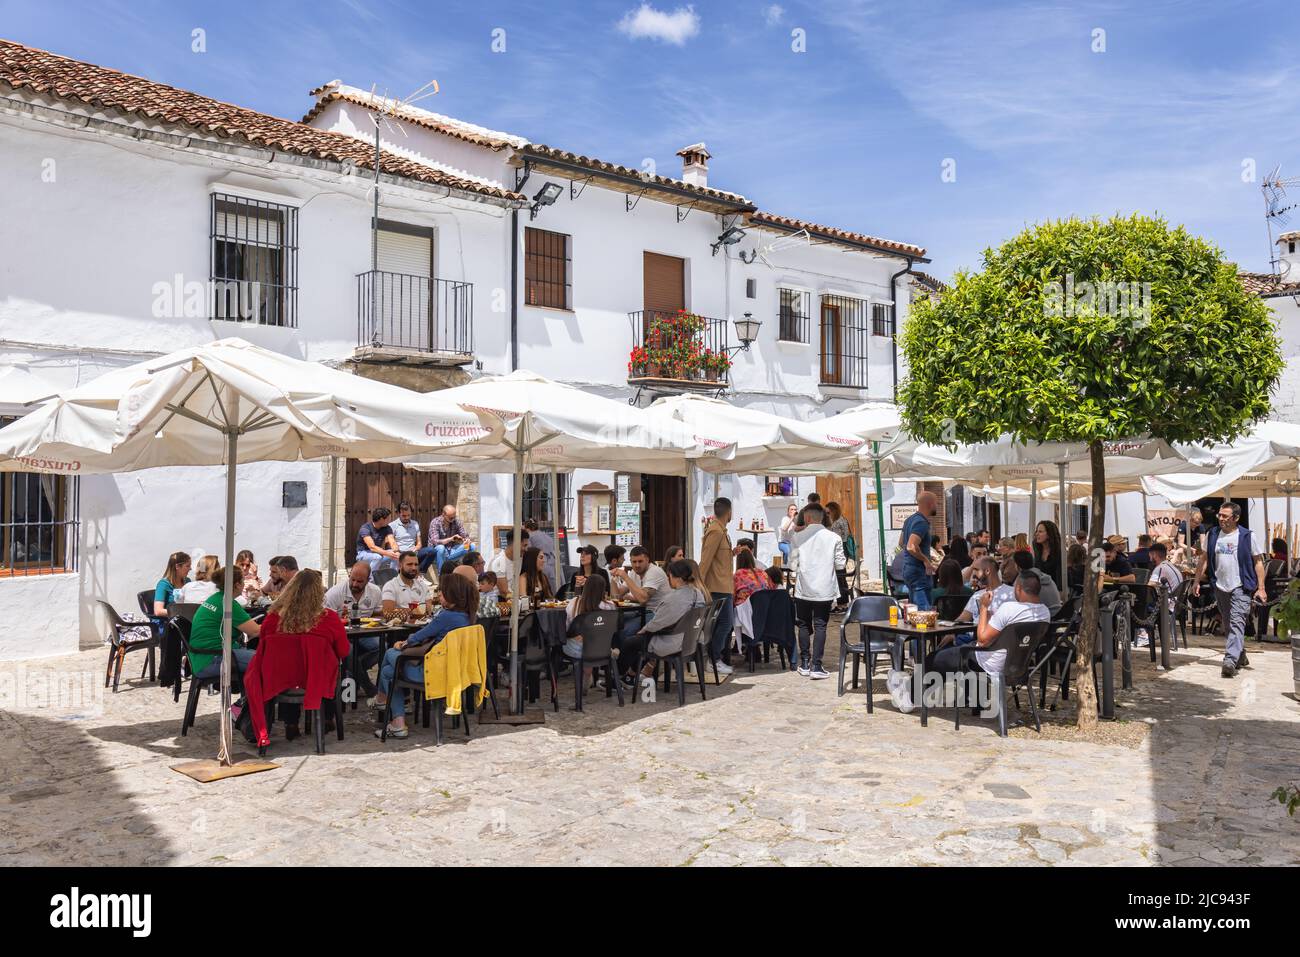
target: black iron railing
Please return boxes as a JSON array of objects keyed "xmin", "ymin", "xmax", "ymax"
[
  {"xmin": 819, "ymin": 294, "xmax": 870, "ymax": 388},
  {"xmin": 778, "ymin": 288, "xmax": 811, "ymax": 343},
  {"xmin": 0, "ymin": 471, "xmax": 79, "ymax": 576},
  {"xmin": 357, "ymin": 271, "xmax": 473, "ymax": 356},
  {"xmin": 627, "ymin": 309, "xmax": 730, "ymax": 387}
]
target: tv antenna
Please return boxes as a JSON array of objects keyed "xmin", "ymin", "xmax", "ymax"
[
  {"xmin": 1261, "ymin": 164, "xmax": 1300, "ymax": 278},
  {"xmin": 363, "ymin": 79, "xmax": 440, "ymax": 343},
  {"xmin": 738, "ymin": 228, "xmax": 811, "ymax": 268}
]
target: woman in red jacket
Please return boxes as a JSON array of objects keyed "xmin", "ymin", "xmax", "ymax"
[{"xmin": 247, "ymin": 569, "xmax": 350, "ymax": 744}]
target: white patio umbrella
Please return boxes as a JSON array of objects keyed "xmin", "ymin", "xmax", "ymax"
[
  {"xmin": 0, "ymin": 364, "xmax": 61, "ymax": 412},
  {"xmin": 0, "ymin": 338, "xmax": 501, "ymax": 769},
  {"xmin": 396, "ymin": 371, "xmax": 713, "ymax": 713}
]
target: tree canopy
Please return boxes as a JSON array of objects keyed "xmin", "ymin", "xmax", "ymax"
[{"xmin": 899, "ymin": 215, "xmax": 1282, "ymax": 447}]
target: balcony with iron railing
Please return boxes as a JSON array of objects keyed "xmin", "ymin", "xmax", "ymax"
[
  {"xmin": 356, "ymin": 270, "xmax": 473, "ymax": 366},
  {"xmin": 627, "ymin": 309, "xmax": 731, "ymax": 393}
]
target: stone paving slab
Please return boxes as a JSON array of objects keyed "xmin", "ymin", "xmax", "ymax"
[{"xmin": 0, "ymin": 629, "xmax": 1297, "ymax": 866}]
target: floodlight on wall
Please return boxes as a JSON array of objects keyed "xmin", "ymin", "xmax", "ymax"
[
  {"xmin": 530, "ymin": 182, "xmax": 564, "ymax": 220},
  {"xmin": 711, "ymin": 225, "xmax": 746, "ymax": 256}
]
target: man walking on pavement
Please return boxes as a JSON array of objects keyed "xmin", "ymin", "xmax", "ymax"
[
  {"xmin": 1192, "ymin": 502, "xmax": 1266, "ymax": 678},
  {"xmin": 901, "ymin": 491, "xmax": 939, "ymax": 611},
  {"xmin": 789, "ymin": 501, "xmax": 846, "ymax": 679},
  {"xmin": 699, "ymin": 497, "xmax": 736, "ymax": 676}
]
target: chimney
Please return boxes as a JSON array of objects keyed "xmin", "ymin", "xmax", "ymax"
[
  {"xmin": 676, "ymin": 142, "xmax": 711, "ymax": 188},
  {"xmin": 1278, "ymin": 231, "xmax": 1300, "ymax": 281}
]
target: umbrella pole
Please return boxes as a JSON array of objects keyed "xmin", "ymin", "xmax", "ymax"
[
  {"xmin": 218, "ymin": 428, "xmax": 237, "ymax": 766},
  {"xmin": 1141, "ymin": 490, "xmax": 1149, "ymax": 540},
  {"xmin": 548, "ymin": 467, "xmax": 560, "ymax": 591},
  {"xmin": 1263, "ymin": 489, "xmax": 1270, "ymax": 540},
  {"xmin": 1111, "ymin": 494, "xmax": 1119, "ymax": 537},
  {"xmin": 508, "ymin": 447, "xmax": 525, "ymax": 714},
  {"xmin": 328, "ymin": 456, "xmax": 338, "ymax": 589},
  {"xmin": 873, "ymin": 442, "xmax": 887, "ymax": 582},
  {"xmin": 1288, "ymin": 491, "xmax": 1294, "ymax": 560},
  {"xmin": 1002, "ymin": 481, "xmax": 1008, "ymax": 535},
  {"xmin": 1029, "ymin": 479, "xmax": 1038, "ymax": 531},
  {"xmin": 685, "ymin": 464, "xmax": 695, "ymax": 560},
  {"xmin": 854, "ymin": 471, "xmax": 865, "ymax": 593},
  {"xmin": 1058, "ymin": 463, "xmax": 1067, "ymax": 590}
]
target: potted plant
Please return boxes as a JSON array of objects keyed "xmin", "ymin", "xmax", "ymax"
[{"xmin": 1268, "ymin": 577, "xmax": 1300, "ymax": 699}]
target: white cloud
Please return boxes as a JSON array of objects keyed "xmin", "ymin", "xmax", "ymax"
[
  {"xmin": 616, "ymin": 4, "xmax": 701, "ymax": 46},
  {"xmin": 764, "ymin": 4, "xmax": 785, "ymax": 26}
]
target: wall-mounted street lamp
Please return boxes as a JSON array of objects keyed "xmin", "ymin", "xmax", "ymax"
[
  {"xmin": 729, "ymin": 311, "xmax": 761, "ymax": 353},
  {"xmin": 530, "ymin": 182, "xmax": 564, "ymax": 220},
  {"xmin": 711, "ymin": 225, "xmax": 746, "ymax": 256}
]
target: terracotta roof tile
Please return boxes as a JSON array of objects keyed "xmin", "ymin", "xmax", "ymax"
[
  {"xmin": 521, "ymin": 143, "xmax": 753, "ymax": 207},
  {"xmin": 303, "ymin": 81, "xmax": 525, "ymax": 151},
  {"xmin": 1239, "ymin": 271, "xmax": 1300, "ymax": 298},
  {"xmin": 0, "ymin": 39, "xmax": 524, "ymax": 202},
  {"xmin": 746, "ymin": 211, "xmax": 927, "ymax": 260}
]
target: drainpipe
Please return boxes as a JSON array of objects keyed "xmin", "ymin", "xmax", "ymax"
[
  {"xmin": 888, "ymin": 256, "xmax": 918, "ymax": 402},
  {"xmin": 510, "ymin": 207, "xmax": 519, "ymax": 371}
]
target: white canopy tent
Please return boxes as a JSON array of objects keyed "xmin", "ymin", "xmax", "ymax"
[
  {"xmin": 0, "ymin": 338, "xmax": 502, "ymax": 769},
  {"xmin": 0, "ymin": 364, "xmax": 60, "ymax": 411}
]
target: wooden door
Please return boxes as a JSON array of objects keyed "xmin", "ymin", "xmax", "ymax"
[
  {"xmin": 820, "ymin": 300, "xmax": 842, "ymax": 383},
  {"xmin": 642, "ymin": 474, "xmax": 686, "ymax": 561},
  {"xmin": 344, "ymin": 461, "xmax": 448, "ymax": 564},
  {"xmin": 816, "ymin": 474, "xmax": 859, "ymax": 544}
]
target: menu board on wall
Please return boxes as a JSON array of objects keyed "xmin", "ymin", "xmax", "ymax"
[{"xmin": 615, "ymin": 501, "xmax": 640, "ymax": 548}]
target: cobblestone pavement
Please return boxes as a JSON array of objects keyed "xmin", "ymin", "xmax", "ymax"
[{"xmin": 1, "ymin": 626, "xmax": 1297, "ymax": 866}]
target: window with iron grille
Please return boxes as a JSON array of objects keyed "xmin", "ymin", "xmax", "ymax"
[
  {"xmin": 0, "ymin": 420, "xmax": 79, "ymax": 576},
  {"xmin": 871, "ymin": 302, "xmax": 893, "ymax": 338},
  {"xmin": 522, "ymin": 473, "xmax": 572, "ymax": 529},
  {"xmin": 778, "ymin": 287, "xmax": 811, "ymax": 343},
  {"xmin": 819, "ymin": 294, "xmax": 869, "ymax": 388},
  {"xmin": 524, "ymin": 227, "xmax": 571, "ymax": 310},
  {"xmin": 210, "ymin": 193, "xmax": 298, "ymax": 327}
]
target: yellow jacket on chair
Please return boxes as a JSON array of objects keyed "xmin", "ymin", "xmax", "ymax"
[{"xmin": 423, "ymin": 624, "xmax": 488, "ymax": 715}]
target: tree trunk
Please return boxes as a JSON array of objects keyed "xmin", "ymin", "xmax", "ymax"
[{"xmin": 1074, "ymin": 440, "xmax": 1106, "ymax": 729}]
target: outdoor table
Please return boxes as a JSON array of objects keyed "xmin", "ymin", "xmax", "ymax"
[
  {"xmin": 860, "ymin": 620, "xmax": 970, "ymax": 726},
  {"xmin": 343, "ymin": 620, "xmax": 424, "ymax": 704}
]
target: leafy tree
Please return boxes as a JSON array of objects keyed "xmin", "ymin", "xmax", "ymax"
[{"xmin": 899, "ymin": 215, "xmax": 1282, "ymax": 728}]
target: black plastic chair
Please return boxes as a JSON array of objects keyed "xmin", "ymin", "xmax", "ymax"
[
  {"xmin": 836, "ymin": 594, "xmax": 901, "ymax": 710},
  {"xmin": 565, "ymin": 610, "xmax": 623, "ymax": 711},
  {"xmin": 381, "ymin": 643, "xmax": 434, "ymax": 743},
  {"xmin": 98, "ymin": 600, "xmax": 160, "ymax": 693},
  {"xmin": 653, "ymin": 606, "xmax": 709, "ymax": 707},
  {"xmin": 1169, "ymin": 578, "xmax": 1191, "ymax": 649},
  {"xmin": 693, "ymin": 596, "xmax": 726, "ymax": 684},
  {"xmin": 956, "ymin": 619, "xmax": 1052, "ymax": 736},
  {"xmin": 742, "ymin": 588, "xmax": 795, "ymax": 671},
  {"xmin": 263, "ymin": 663, "xmax": 345, "ymax": 756},
  {"xmin": 173, "ymin": 617, "xmax": 243, "ymax": 737},
  {"xmin": 520, "ymin": 617, "xmax": 560, "ymax": 712}
]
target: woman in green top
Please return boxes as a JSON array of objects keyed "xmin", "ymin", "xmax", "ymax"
[
  {"xmin": 186, "ymin": 564, "xmax": 261, "ymax": 679},
  {"xmin": 153, "ymin": 551, "xmax": 192, "ymax": 615},
  {"xmin": 930, "ymin": 558, "xmax": 972, "ymax": 600}
]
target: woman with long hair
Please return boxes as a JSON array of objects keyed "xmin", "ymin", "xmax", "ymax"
[
  {"xmin": 825, "ymin": 501, "xmax": 852, "ymax": 608},
  {"xmin": 518, "ymin": 546, "xmax": 554, "ymax": 602},
  {"xmin": 1066, "ymin": 542, "xmax": 1088, "ymax": 593},
  {"xmin": 235, "ymin": 549, "xmax": 263, "ymax": 601},
  {"xmin": 931, "ymin": 558, "xmax": 970, "ymax": 600},
  {"xmin": 256, "ymin": 569, "xmax": 349, "ymax": 740},
  {"xmin": 778, "ymin": 503, "xmax": 798, "ymax": 566},
  {"xmin": 662, "ymin": 545, "xmax": 684, "ymax": 565},
  {"xmin": 1013, "ymin": 532, "xmax": 1031, "ymax": 553},
  {"xmin": 947, "ymin": 536, "xmax": 971, "ymax": 569},
  {"xmin": 1033, "ymin": 520, "xmax": 1064, "ymax": 590},
  {"xmin": 153, "ymin": 550, "xmax": 192, "ymax": 615},
  {"xmin": 565, "ymin": 544, "xmax": 608, "ymax": 596},
  {"xmin": 373, "ymin": 572, "xmax": 479, "ymax": 739},
  {"xmin": 563, "ymin": 575, "xmax": 618, "ymax": 677},
  {"xmin": 176, "ymin": 555, "xmax": 222, "ymax": 604},
  {"xmin": 732, "ymin": 548, "xmax": 773, "ymax": 606}
]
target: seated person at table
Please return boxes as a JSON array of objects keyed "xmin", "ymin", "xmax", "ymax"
[
  {"xmin": 733, "ymin": 538, "xmax": 756, "ymax": 558},
  {"xmin": 565, "ymin": 545, "xmax": 608, "ymax": 597},
  {"xmin": 325, "ymin": 561, "xmax": 385, "ymax": 695},
  {"xmin": 459, "ymin": 551, "xmax": 486, "ymax": 577},
  {"xmin": 236, "ymin": 549, "xmax": 263, "ymax": 602},
  {"xmin": 1012, "ymin": 550, "xmax": 1062, "ymax": 616},
  {"xmin": 523, "ymin": 519, "xmax": 556, "ymax": 586},
  {"xmin": 925, "ymin": 572, "xmax": 1049, "ymax": 679},
  {"xmin": 732, "ymin": 548, "xmax": 773, "ymax": 605},
  {"xmin": 943, "ymin": 556, "xmax": 1014, "ymax": 648},
  {"xmin": 257, "ymin": 569, "xmax": 350, "ymax": 740},
  {"xmin": 153, "ymin": 551, "xmax": 192, "ymax": 615},
  {"xmin": 1148, "ymin": 541, "xmax": 1183, "ymax": 614},
  {"xmin": 262, "ymin": 556, "xmax": 299, "ymax": 598},
  {"xmin": 564, "ymin": 575, "xmax": 617, "ymax": 642},
  {"xmin": 439, "ymin": 559, "xmax": 461, "ymax": 577},
  {"xmin": 610, "ymin": 545, "xmax": 669, "ymax": 637},
  {"xmin": 962, "ymin": 544, "xmax": 989, "ymax": 584},
  {"xmin": 381, "ymin": 551, "xmax": 432, "ymax": 619},
  {"xmin": 931, "ymin": 558, "xmax": 971, "ymax": 601},
  {"xmin": 356, "ymin": 507, "xmax": 400, "ymax": 574},
  {"xmin": 488, "ymin": 530, "xmax": 527, "ymax": 596},
  {"xmin": 477, "ymin": 572, "xmax": 501, "ymax": 622},
  {"xmin": 996, "ymin": 537, "xmax": 1017, "ymax": 560},
  {"xmin": 1101, "ymin": 541, "xmax": 1135, "ymax": 583},
  {"xmin": 1067, "ymin": 543, "xmax": 1088, "ymax": 592},
  {"xmin": 663, "ymin": 545, "xmax": 684, "ymax": 566},
  {"xmin": 176, "ymin": 555, "xmax": 220, "ymax": 604},
  {"xmin": 518, "ymin": 546, "xmax": 554, "ymax": 602},
  {"xmin": 186, "ymin": 565, "xmax": 261, "ymax": 679},
  {"xmin": 1130, "ymin": 534, "xmax": 1154, "ymax": 569},
  {"xmin": 630, "ymin": 560, "xmax": 709, "ymax": 693},
  {"xmin": 391, "ymin": 501, "xmax": 422, "ymax": 554},
  {"xmin": 765, "ymin": 565, "xmax": 783, "ymax": 588},
  {"xmin": 372, "ymin": 573, "xmax": 478, "ymax": 739},
  {"xmin": 421, "ymin": 504, "xmax": 472, "ymax": 573},
  {"xmin": 603, "ymin": 544, "xmax": 628, "ymax": 592}
]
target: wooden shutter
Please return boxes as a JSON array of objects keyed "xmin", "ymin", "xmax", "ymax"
[
  {"xmin": 643, "ymin": 252, "xmax": 685, "ymax": 315},
  {"xmin": 376, "ymin": 227, "xmax": 431, "ymax": 277}
]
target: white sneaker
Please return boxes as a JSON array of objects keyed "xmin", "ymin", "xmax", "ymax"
[
  {"xmin": 713, "ymin": 660, "xmax": 734, "ymax": 675},
  {"xmin": 809, "ymin": 667, "xmax": 831, "ymax": 680},
  {"xmin": 686, "ymin": 661, "xmax": 696, "ymax": 676},
  {"xmin": 797, "ymin": 659, "xmax": 811, "ymax": 677}
]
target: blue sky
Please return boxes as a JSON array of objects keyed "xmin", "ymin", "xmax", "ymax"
[{"xmin": 3, "ymin": 0, "xmax": 1297, "ymax": 279}]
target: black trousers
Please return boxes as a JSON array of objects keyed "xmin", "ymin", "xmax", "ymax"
[{"xmin": 794, "ymin": 598, "xmax": 833, "ymax": 668}]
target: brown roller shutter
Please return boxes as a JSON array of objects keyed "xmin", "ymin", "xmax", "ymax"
[{"xmin": 643, "ymin": 252, "xmax": 685, "ymax": 316}]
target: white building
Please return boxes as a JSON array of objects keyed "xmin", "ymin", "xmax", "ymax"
[{"xmin": 0, "ymin": 39, "xmax": 931, "ymax": 660}]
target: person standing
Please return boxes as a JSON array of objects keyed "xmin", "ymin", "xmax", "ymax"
[
  {"xmin": 1192, "ymin": 502, "xmax": 1266, "ymax": 678},
  {"xmin": 1032, "ymin": 520, "xmax": 1064, "ymax": 592},
  {"xmin": 900, "ymin": 491, "xmax": 939, "ymax": 611},
  {"xmin": 699, "ymin": 497, "xmax": 736, "ymax": 676},
  {"xmin": 825, "ymin": 501, "xmax": 852, "ymax": 609},
  {"xmin": 788, "ymin": 501, "xmax": 845, "ymax": 678}
]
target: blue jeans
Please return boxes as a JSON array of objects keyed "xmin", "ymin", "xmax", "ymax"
[
  {"xmin": 778, "ymin": 542, "xmax": 791, "ymax": 565},
  {"xmin": 195, "ymin": 647, "xmax": 255, "ymax": 680},
  {"xmin": 902, "ymin": 567, "xmax": 933, "ymax": 610},
  {"xmin": 420, "ymin": 543, "xmax": 468, "ymax": 573},
  {"xmin": 378, "ymin": 646, "xmax": 422, "ymax": 719},
  {"xmin": 709, "ymin": 592, "xmax": 733, "ymax": 661},
  {"xmin": 357, "ymin": 549, "xmax": 396, "ymax": 574}
]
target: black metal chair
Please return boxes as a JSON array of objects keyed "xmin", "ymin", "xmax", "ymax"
[
  {"xmin": 649, "ymin": 606, "xmax": 710, "ymax": 708},
  {"xmin": 956, "ymin": 619, "xmax": 1052, "ymax": 736},
  {"xmin": 836, "ymin": 594, "xmax": 901, "ymax": 710},
  {"xmin": 565, "ymin": 610, "xmax": 623, "ymax": 711},
  {"xmin": 742, "ymin": 588, "xmax": 796, "ymax": 672},
  {"xmin": 1169, "ymin": 578, "xmax": 1192, "ymax": 649},
  {"xmin": 173, "ymin": 617, "xmax": 243, "ymax": 737},
  {"xmin": 98, "ymin": 600, "xmax": 160, "ymax": 693},
  {"xmin": 694, "ymin": 596, "xmax": 726, "ymax": 684}
]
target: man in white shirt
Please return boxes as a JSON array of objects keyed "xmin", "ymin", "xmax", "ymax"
[
  {"xmin": 788, "ymin": 503, "xmax": 845, "ymax": 679},
  {"xmin": 391, "ymin": 502, "xmax": 422, "ymax": 553},
  {"xmin": 381, "ymin": 551, "xmax": 432, "ymax": 617},
  {"xmin": 324, "ymin": 561, "xmax": 383, "ymax": 618},
  {"xmin": 489, "ymin": 530, "xmax": 526, "ymax": 597},
  {"xmin": 1192, "ymin": 503, "xmax": 1266, "ymax": 678},
  {"xmin": 611, "ymin": 545, "xmax": 669, "ymax": 638},
  {"xmin": 926, "ymin": 571, "xmax": 1049, "ymax": 678}
]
